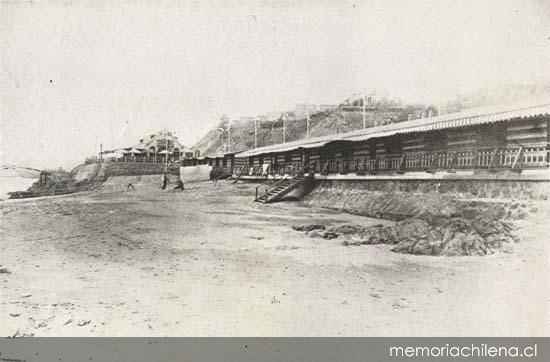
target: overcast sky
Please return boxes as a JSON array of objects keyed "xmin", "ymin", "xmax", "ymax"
[{"xmin": 1, "ymin": 0, "xmax": 549, "ymax": 169}]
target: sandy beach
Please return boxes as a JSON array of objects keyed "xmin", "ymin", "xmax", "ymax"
[{"xmin": 1, "ymin": 179, "xmax": 549, "ymax": 337}]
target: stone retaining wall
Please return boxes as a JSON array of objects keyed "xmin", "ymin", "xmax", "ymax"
[
  {"xmin": 303, "ymin": 179, "xmax": 545, "ymax": 221},
  {"xmin": 308, "ymin": 179, "xmax": 549, "ymax": 201},
  {"xmin": 103, "ymin": 162, "xmax": 180, "ymax": 177}
]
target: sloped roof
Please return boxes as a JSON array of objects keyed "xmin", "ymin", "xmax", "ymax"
[
  {"xmin": 133, "ymin": 129, "xmax": 186, "ymax": 151},
  {"xmin": 236, "ymin": 98, "xmax": 550, "ymax": 158}
]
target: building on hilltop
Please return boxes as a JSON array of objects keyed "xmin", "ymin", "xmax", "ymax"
[{"xmin": 101, "ymin": 129, "xmax": 193, "ymax": 163}]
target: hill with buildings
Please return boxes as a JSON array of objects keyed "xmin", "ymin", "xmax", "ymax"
[
  {"xmin": 192, "ymin": 83, "xmax": 550, "ymax": 157},
  {"xmin": 193, "ymin": 96, "xmax": 434, "ymax": 156}
]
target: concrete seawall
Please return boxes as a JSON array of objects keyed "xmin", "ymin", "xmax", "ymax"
[{"xmin": 302, "ymin": 178, "xmax": 547, "ymax": 221}]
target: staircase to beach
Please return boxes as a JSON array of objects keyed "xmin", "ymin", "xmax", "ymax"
[{"xmin": 254, "ymin": 162, "xmax": 316, "ymax": 204}]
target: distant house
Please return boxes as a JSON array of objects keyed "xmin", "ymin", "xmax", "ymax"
[
  {"xmin": 134, "ymin": 129, "xmax": 191, "ymax": 159},
  {"xmin": 318, "ymin": 104, "xmax": 338, "ymax": 112},
  {"xmin": 101, "ymin": 129, "xmax": 193, "ymax": 163}
]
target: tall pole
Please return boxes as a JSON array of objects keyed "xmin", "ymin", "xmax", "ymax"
[
  {"xmin": 283, "ymin": 113, "xmax": 286, "ymax": 144},
  {"xmin": 218, "ymin": 128, "xmax": 225, "ymax": 153},
  {"xmin": 254, "ymin": 119, "xmax": 257, "ymax": 149},
  {"xmin": 165, "ymin": 137, "xmax": 168, "ymax": 173},
  {"xmin": 228, "ymin": 120, "xmax": 231, "ymax": 152},
  {"xmin": 362, "ymin": 90, "xmax": 366, "ymax": 129},
  {"xmin": 306, "ymin": 109, "xmax": 310, "ymax": 139}
]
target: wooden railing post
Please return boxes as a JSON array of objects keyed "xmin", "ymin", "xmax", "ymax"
[
  {"xmin": 511, "ymin": 146, "xmax": 524, "ymax": 171},
  {"xmin": 448, "ymin": 151, "xmax": 457, "ymax": 172},
  {"xmin": 488, "ymin": 147, "xmax": 499, "ymax": 171},
  {"xmin": 398, "ymin": 154, "xmax": 405, "ymax": 173}
]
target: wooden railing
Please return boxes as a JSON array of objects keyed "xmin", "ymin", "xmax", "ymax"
[
  {"xmin": 317, "ymin": 147, "xmax": 548, "ymax": 174},
  {"xmin": 238, "ymin": 146, "xmax": 548, "ymax": 177}
]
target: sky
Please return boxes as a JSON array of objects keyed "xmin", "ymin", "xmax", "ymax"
[{"xmin": 1, "ymin": 0, "xmax": 549, "ymax": 170}]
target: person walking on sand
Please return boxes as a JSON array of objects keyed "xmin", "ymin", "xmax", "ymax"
[
  {"xmin": 161, "ymin": 173, "xmax": 168, "ymax": 190},
  {"xmin": 210, "ymin": 169, "xmax": 218, "ymax": 186}
]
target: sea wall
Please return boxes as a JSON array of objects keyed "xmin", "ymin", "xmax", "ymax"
[
  {"xmin": 303, "ymin": 179, "xmax": 545, "ymax": 220},
  {"xmin": 309, "ymin": 179, "xmax": 549, "ymax": 201},
  {"xmin": 103, "ymin": 162, "xmax": 180, "ymax": 177}
]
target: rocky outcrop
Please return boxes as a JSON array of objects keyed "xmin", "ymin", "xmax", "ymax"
[
  {"xmin": 291, "ymin": 200, "xmax": 527, "ymax": 256},
  {"xmin": 291, "ymin": 224, "xmax": 325, "ymax": 232},
  {"xmin": 71, "ymin": 163, "xmax": 102, "ymax": 185},
  {"xmin": 340, "ymin": 217, "xmax": 518, "ymax": 256}
]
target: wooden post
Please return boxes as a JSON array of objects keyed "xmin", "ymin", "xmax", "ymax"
[
  {"xmin": 426, "ymin": 152, "xmax": 438, "ymax": 173},
  {"xmin": 362, "ymin": 91, "xmax": 366, "ymax": 129},
  {"xmin": 447, "ymin": 151, "xmax": 457, "ymax": 172},
  {"xmin": 488, "ymin": 147, "xmax": 499, "ymax": 171},
  {"xmin": 306, "ymin": 109, "xmax": 310, "ymax": 139},
  {"xmin": 511, "ymin": 146, "xmax": 524, "ymax": 170},
  {"xmin": 282, "ymin": 113, "xmax": 286, "ymax": 144},
  {"xmin": 397, "ymin": 154, "xmax": 405, "ymax": 173},
  {"xmin": 254, "ymin": 119, "xmax": 257, "ymax": 149}
]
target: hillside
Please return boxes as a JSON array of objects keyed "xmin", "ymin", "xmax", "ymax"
[{"xmin": 193, "ymin": 105, "xmax": 429, "ymax": 157}]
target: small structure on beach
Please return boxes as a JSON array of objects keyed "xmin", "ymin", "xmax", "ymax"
[{"xmin": 39, "ymin": 171, "xmax": 50, "ymax": 186}]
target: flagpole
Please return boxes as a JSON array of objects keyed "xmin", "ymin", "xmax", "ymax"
[
  {"xmin": 228, "ymin": 120, "xmax": 231, "ymax": 152},
  {"xmin": 283, "ymin": 113, "xmax": 286, "ymax": 144},
  {"xmin": 362, "ymin": 90, "xmax": 366, "ymax": 129},
  {"xmin": 165, "ymin": 137, "xmax": 168, "ymax": 173},
  {"xmin": 254, "ymin": 119, "xmax": 257, "ymax": 149},
  {"xmin": 306, "ymin": 109, "xmax": 310, "ymax": 139}
]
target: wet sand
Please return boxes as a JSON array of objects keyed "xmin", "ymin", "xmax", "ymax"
[{"xmin": 0, "ymin": 180, "xmax": 549, "ymax": 336}]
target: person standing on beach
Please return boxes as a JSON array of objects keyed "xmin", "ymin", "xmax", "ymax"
[
  {"xmin": 161, "ymin": 173, "xmax": 168, "ymax": 190},
  {"xmin": 210, "ymin": 169, "xmax": 218, "ymax": 186},
  {"xmin": 174, "ymin": 179, "xmax": 185, "ymax": 191}
]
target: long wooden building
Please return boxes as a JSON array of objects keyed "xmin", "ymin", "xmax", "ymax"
[{"xmin": 219, "ymin": 99, "xmax": 550, "ymax": 178}]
